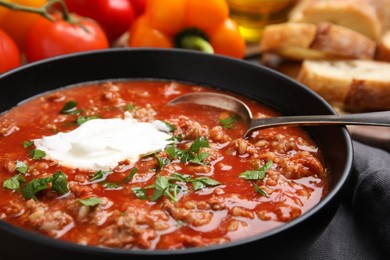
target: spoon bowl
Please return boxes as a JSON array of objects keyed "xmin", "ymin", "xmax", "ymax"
[{"xmin": 168, "ymin": 92, "xmax": 390, "ymax": 137}]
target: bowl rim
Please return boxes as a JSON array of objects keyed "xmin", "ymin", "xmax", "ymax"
[{"xmin": 0, "ymin": 48, "xmax": 354, "ymax": 256}]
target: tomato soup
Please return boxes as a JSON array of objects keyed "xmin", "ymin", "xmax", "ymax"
[{"xmin": 0, "ymin": 80, "xmax": 329, "ymax": 250}]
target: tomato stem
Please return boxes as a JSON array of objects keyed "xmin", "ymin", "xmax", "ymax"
[
  {"xmin": 0, "ymin": 0, "xmax": 89, "ymax": 32},
  {"xmin": 0, "ymin": 0, "xmax": 55, "ymax": 21}
]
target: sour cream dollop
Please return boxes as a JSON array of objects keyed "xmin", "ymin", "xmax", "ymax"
[{"xmin": 34, "ymin": 115, "xmax": 172, "ymax": 171}]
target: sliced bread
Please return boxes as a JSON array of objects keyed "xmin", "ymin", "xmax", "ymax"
[
  {"xmin": 259, "ymin": 22, "xmax": 376, "ymax": 61},
  {"xmin": 376, "ymin": 30, "xmax": 390, "ymax": 61},
  {"xmin": 288, "ymin": 0, "xmax": 390, "ymax": 41},
  {"xmin": 297, "ymin": 59, "xmax": 390, "ymax": 111}
]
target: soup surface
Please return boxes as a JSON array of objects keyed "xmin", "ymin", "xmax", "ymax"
[{"xmin": 0, "ymin": 80, "xmax": 328, "ymax": 250}]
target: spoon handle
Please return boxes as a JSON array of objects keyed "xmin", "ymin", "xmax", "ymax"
[{"xmin": 249, "ymin": 111, "xmax": 390, "ymax": 130}]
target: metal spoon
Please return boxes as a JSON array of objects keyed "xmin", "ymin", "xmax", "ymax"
[{"xmin": 168, "ymin": 92, "xmax": 390, "ymax": 137}]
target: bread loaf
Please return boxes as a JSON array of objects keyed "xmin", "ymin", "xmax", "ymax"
[
  {"xmin": 376, "ymin": 30, "xmax": 390, "ymax": 61},
  {"xmin": 259, "ymin": 22, "xmax": 376, "ymax": 61},
  {"xmin": 297, "ymin": 59, "xmax": 390, "ymax": 111},
  {"xmin": 288, "ymin": 0, "xmax": 390, "ymax": 41}
]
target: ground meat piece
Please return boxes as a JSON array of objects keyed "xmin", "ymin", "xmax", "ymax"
[
  {"xmin": 231, "ymin": 138, "xmax": 257, "ymax": 155},
  {"xmin": 163, "ymin": 200, "xmax": 213, "ymax": 227},
  {"xmin": 281, "ymin": 151, "xmax": 325, "ymax": 179},
  {"xmin": 0, "ymin": 123, "xmax": 19, "ymax": 137},
  {"xmin": 180, "ymin": 234, "xmax": 229, "ymax": 248},
  {"xmin": 207, "ymin": 195, "xmax": 226, "ymax": 210},
  {"xmin": 230, "ymin": 206, "xmax": 254, "ymax": 219},
  {"xmin": 68, "ymin": 181, "xmax": 93, "ymax": 197},
  {"xmin": 209, "ymin": 126, "xmax": 231, "ymax": 142},
  {"xmin": 3, "ymin": 160, "xmax": 16, "ymax": 173},
  {"xmin": 167, "ymin": 116, "xmax": 208, "ymax": 140},
  {"xmin": 131, "ymin": 104, "xmax": 156, "ymax": 122},
  {"xmin": 25, "ymin": 200, "xmax": 74, "ymax": 238},
  {"xmin": 227, "ymin": 219, "xmax": 248, "ymax": 232},
  {"xmin": 99, "ymin": 206, "xmax": 163, "ymax": 249},
  {"xmin": 1, "ymin": 200, "xmax": 25, "ymax": 218}
]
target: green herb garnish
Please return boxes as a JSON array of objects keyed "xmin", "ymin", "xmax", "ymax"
[
  {"xmin": 239, "ymin": 160, "xmax": 273, "ymax": 180},
  {"xmin": 51, "ymin": 171, "xmax": 69, "ymax": 194},
  {"xmin": 76, "ymin": 115, "xmax": 99, "ymax": 125},
  {"xmin": 16, "ymin": 161, "xmax": 28, "ymax": 174},
  {"xmin": 253, "ymin": 183, "xmax": 268, "ymax": 197},
  {"xmin": 90, "ymin": 170, "xmax": 106, "ymax": 181},
  {"xmin": 22, "ymin": 140, "xmax": 33, "ymax": 148},
  {"xmin": 77, "ymin": 197, "xmax": 102, "ymax": 207},
  {"xmin": 29, "ymin": 149, "xmax": 46, "ymax": 160},
  {"xmin": 22, "ymin": 177, "xmax": 52, "ymax": 199},
  {"xmin": 2, "ymin": 174, "xmax": 25, "ymax": 190},
  {"xmin": 60, "ymin": 101, "xmax": 78, "ymax": 114},
  {"xmin": 122, "ymin": 167, "xmax": 138, "ymax": 183},
  {"xmin": 219, "ymin": 114, "xmax": 239, "ymax": 129}
]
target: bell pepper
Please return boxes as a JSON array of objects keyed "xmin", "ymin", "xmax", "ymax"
[{"xmin": 128, "ymin": 0, "xmax": 246, "ymax": 59}]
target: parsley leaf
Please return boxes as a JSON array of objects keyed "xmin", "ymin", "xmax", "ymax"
[
  {"xmin": 77, "ymin": 197, "xmax": 102, "ymax": 207},
  {"xmin": 60, "ymin": 101, "xmax": 78, "ymax": 114},
  {"xmin": 132, "ymin": 187, "xmax": 148, "ymax": 200},
  {"xmin": 22, "ymin": 177, "xmax": 52, "ymax": 199},
  {"xmin": 165, "ymin": 136, "xmax": 210, "ymax": 165},
  {"xmin": 51, "ymin": 171, "xmax": 69, "ymax": 194},
  {"xmin": 219, "ymin": 115, "xmax": 239, "ymax": 129},
  {"xmin": 3, "ymin": 174, "xmax": 25, "ymax": 190},
  {"xmin": 90, "ymin": 170, "xmax": 106, "ymax": 181},
  {"xmin": 29, "ymin": 149, "xmax": 46, "ymax": 160},
  {"xmin": 22, "ymin": 140, "xmax": 33, "ymax": 148},
  {"xmin": 155, "ymin": 156, "xmax": 171, "ymax": 170},
  {"xmin": 253, "ymin": 183, "xmax": 268, "ymax": 197},
  {"xmin": 151, "ymin": 175, "xmax": 170, "ymax": 202},
  {"xmin": 122, "ymin": 167, "xmax": 138, "ymax": 183},
  {"xmin": 124, "ymin": 103, "xmax": 136, "ymax": 111},
  {"xmin": 76, "ymin": 115, "xmax": 99, "ymax": 125},
  {"xmin": 191, "ymin": 177, "xmax": 221, "ymax": 191},
  {"xmin": 239, "ymin": 160, "xmax": 273, "ymax": 180},
  {"xmin": 16, "ymin": 161, "xmax": 28, "ymax": 174},
  {"xmin": 103, "ymin": 182, "xmax": 121, "ymax": 189}
]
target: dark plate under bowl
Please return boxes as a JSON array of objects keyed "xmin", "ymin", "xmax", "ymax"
[{"xmin": 0, "ymin": 48, "xmax": 353, "ymax": 260}]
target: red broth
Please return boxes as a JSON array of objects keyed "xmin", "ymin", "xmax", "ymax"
[{"xmin": 0, "ymin": 80, "xmax": 328, "ymax": 250}]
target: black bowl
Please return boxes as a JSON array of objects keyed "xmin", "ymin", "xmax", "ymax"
[{"xmin": 0, "ymin": 48, "xmax": 353, "ymax": 260}]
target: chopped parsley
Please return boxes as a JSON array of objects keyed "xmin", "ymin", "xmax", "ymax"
[
  {"xmin": 165, "ymin": 136, "xmax": 210, "ymax": 165},
  {"xmin": 90, "ymin": 170, "xmax": 107, "ymax": 181},
  {"xmin": 239, "ymin": 160, "xmax": 273, "ymax": 180},
  {"xmin": 29, "ymin": 149, "xmax": 46, "ymax": 160},
  {"xmin": 22, "ymin": 140, "xmax": 33, "ymax": 148},
  {"xmin": 60, "ymin": 101, "xmax": 78, "ymax": 114},
  {"xmin": 22, "ymin": 177, "xmax": 52, "ymax": 200},
  {"xmin": 2, "ymin": 174, "xmax": 25, "ymax": 190},
  {"xmin": 51, "ymin": 171, "xmax": 69, "ymax": 194},
  {"xmin": 132, "ymin": 172, "xmax": 221, "ymax": 202},
  {"xmin": 77, "ymin": 197, "xmax": 102, "ymax": 207},
  {"xmin": 15, "ymin": 161, "xmax": 28, "ymax": 174},
  {"xmin": 253, "ymin": 183, "xmax": 268, "ymax": 197},
  {"xmin": 76, "ymin": 115, "xmax": 99, "ymax": 125},
  {"xmin": 219, "ymin": 114, "xmax": 239, "ymax": 129}
]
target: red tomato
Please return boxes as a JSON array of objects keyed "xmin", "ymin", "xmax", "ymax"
[
  {"xmin": 0, "ymin": 0, "xmax": 47, "ymax": 51},
  {"xmin": 25, "ymin": 14, "xmax": 109, "ymax": 63},
  {"xmin": 64, "ymin": 0, "xmax": 136, "ymax": 42},
  {"xmin": 0, "ymin": 28, "xmax": 21, "ymax": 73},
  {"xmin": 131, "ymin": 0, "xmax": 147, "ymax": 16}
]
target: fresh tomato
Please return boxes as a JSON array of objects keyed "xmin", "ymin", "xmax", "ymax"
[
  {"xmin": 0, "ymin": 28, "xmax": 21, "ymax": 73},
  {"xmin": 25, "ymin": 14, "xmax": 109, "ymax": 62},
  {"xmin": 64, "ymin": 0, "xmax": 136, "ymax": 42},
  {"xmin": 131, "ymin": 0, "xmax": 147, "ymax": 16},
  {"xmin": 0, "ymin": 0, "xmax": 47, "ymax": 50}
]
